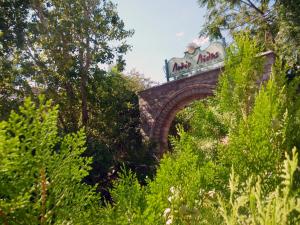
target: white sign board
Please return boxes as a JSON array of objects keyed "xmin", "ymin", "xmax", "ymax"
[{"xmin": 166, "ymin": 41, "xmax": 226, "ymax": 81}]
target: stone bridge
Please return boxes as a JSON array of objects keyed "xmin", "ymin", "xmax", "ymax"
[{"xmin": 138, "ymin": 51, "xmax": 275, "ymax": 154}]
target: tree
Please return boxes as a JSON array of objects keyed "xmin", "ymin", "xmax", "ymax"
[
  {"xmin": 0, "ymin": 1, "xmax": 147, "ymax": 193},
  {"xmin": 83, "ymin": 68, "xmax": 156, "ymax": 195},
  {"xmin": 0, "ymin": 0, "xmax": 133, "ymax": 130},
  {"xmin": 126, "ymin": 68, "xmax": 159, "ymax": 92},
  {"xmin": 275, "ymin": 0, "xmax": 300, "ymax": 63},
  {"xmin": 197, "ymin": 0, "xmax": 300, "ymax": 64},
  {"xmin": 198, "ymin": 0, "xmax": 277, "ymax": 44},
  {"xmin": 0, "ymin": 0, "xmax": 31, "ymax": 120},
  {"xmin": 28, "ymin": 0, "xmax": 133, "ymax": 129},
  {"xmin": 0, "ymin": 97, "xmax": 100, "ymax": 224}
]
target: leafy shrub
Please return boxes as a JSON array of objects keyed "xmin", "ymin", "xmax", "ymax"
[
  {"xmin": 100, "ymin": 169, "xmax": 146, "ymax": 225},
  {"xmin": 219, "ymin": 73, "xmax": 288, "ymax": 184},
  {"xmin": 218, "ymin": 148, "xmax": 300, "ymax": 225},
  {"xmin": 217, "ymin": 33, "xmax": 265, "ymax": 123},
  {"xmin": 0, "ymin": 97, "xmax": 99, "ymax": 224}
]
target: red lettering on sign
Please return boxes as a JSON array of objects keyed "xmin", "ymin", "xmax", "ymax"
[
  {"xmin": 172, "ymin": 61, "xmax": 192, "ymax": 72},
  {"xmin": 197, "ymin": 51, "xmax": 219, "ymax": 64}
]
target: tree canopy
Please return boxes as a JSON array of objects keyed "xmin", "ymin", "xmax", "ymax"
[
  {"xmin": 198, "ymin": 0, "xmax": 300, "ymax": 63},
  {"xmin": 0, "ymin": 0, "xmax": 154, "ymax": 199}
]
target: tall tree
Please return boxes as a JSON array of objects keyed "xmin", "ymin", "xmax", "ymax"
[
  {"xmin": 0, "ymin": 0, "xmax": 150, "ymax": 192},
  {"xmin": 27, "ymin": 0, "xmax": 133, "ymax": 129},
  {"xmin": 0, "ymin": 0, "xmax": 31, "ymax": 119},
  {"xmin": 276, "ymin": 0, "xmax": 300, "ymax": 63},
  {"xmin": 1, "ymin": 0, "xmax": 133, "ymax": 130}
]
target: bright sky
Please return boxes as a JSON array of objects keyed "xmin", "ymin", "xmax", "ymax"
[{"xmin": 111, "ymin": 0, "xmax": 207, "ymax": 83}]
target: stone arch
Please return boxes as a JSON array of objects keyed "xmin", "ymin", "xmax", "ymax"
[
  {"xmin": 150, "ymin": 84, "xmax": 214, "ymax": 153},
  {"xmin": 138, "ymin": 51, "xmax": 275, "ymax": 156}
]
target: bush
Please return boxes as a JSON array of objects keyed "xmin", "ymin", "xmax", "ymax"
[
  {"xmin": 0, "ymin": 97, "xmax": 100, "ymax": 224},
  {"xmin": 218, "ymin": 148, "xmax": 300, "ymax": 225},
  {"xmin": 102, "ymin": 34, "xmax": 300, "ymax": 224}
]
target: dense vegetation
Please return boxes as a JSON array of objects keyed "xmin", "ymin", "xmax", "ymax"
[
  {"xmin": 1, "ymin": 33, "xmax": 300, "ymax": 224},
  {"xmin": 0, "ymin": 0, "xmax": 155, "ymax": 197},
  {"xmin": 97, "ymin": 34, "xmax": 300, "ymax": 224},
  {"xmin": 1, "ymin": 0, "xmax": 300, "ymax": 224}
]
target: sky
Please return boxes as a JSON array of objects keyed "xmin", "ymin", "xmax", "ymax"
[{"xmin": 111, "ymin": 0, "xmax": 207, "ymax": 83}]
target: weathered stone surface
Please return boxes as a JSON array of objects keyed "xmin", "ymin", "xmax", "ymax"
[{"xmin": 138, "ymin": 51, "xmax": 275, "ymax": 154}]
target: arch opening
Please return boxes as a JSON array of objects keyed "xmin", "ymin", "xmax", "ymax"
[{"xmin": 150, "ymin": 87, "xmax": 213, "ymax": 153}]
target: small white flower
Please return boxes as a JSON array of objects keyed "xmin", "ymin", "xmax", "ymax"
[
  {"xmin": 168, "ymin": 196, "xmax": 173, "ymax": 203},
  {"xmin": 163, "ymin": 208, "xmax": 171, "ymax": 218},
  {"xmin": 208, "ymin": 190, "xmax": 216, "ymax": 198},
  {"xmin": 166, "ymin": 217, "xmax": 173, "ymax": 225},
  {"xmin": 170, "ymin": 186, "xmax": 175, "ymax": 194}
]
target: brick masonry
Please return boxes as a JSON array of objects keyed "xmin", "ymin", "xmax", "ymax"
[{"xmin": 138, "ymin": 51, "xmax": 275, "ymax": 154}]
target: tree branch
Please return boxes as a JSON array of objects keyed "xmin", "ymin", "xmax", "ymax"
[
  {"xmin": 240, "ymin": 0, "xmax": 253, "ymax": 8},
  {"xmin": 0, "ymin": 209, "xmax": 8, "ymax": 225},
  {"xmin": 243, "ymin": 0, "xmax": 265, "ymax": 15}
]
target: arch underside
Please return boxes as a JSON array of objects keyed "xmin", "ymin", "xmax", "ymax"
[{"xmin": 150, "ymin": 84, "xmax": 214, "ymax": 153}]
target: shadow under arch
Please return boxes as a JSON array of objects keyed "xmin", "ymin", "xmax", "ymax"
[{"xmin": 150, "ymin": 84, "xmax": 215, "ymax": 154}]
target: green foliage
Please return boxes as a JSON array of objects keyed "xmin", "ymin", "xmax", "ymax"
[
  {"xmin": 84, "ymin": 68, "xmax": 155, "ymax": 191},
  {"xmin": 0, "ymin": 0, "xmax": 31, "ymax": 120},
  {"xmin": 100, "ymin": 169, "xmax": 146, "ymax": 225},
  {"xmin": 100, "ymin": 34, "xmax": 300, "ymax": 224},
  {"xmin": 176, "ymin": 99, "xmax": 227, "ymax": 140},
  {"xmin": 276, "ymin": 0, "xmax": 300, "ymax": 64},
  {"xmin": 284, "ymin": 73, "xmax": 300, "ymax": 152},
  {"xmin": 0, "ymin": 0, "xmax": 29, "ymax": 52},
  {"xmin": 198, "ymin": 0, "xmax": 277, "ymax": 46},
  {"xmin": 144, "ymin": 130, "xmax": 203, "ymax": 224},
  {"xmin": 0, "ymin": 0, "xmax": 154, "ymax": 195},
  {"xmin": 218, "ymin": 148, "xmax": 300, "ymax": 225},
  {"xmin": 197, "ymin": 0, "xmax": 300, "ymax": 64},
  {"xmin": 211, "ymin": 34, "xmax": 295, "ymax": 186},
  {"xmin": 97, "ymin": 127, "xmax": 223, "ymax": 224},
  {"xmin": 87, "ymin": 68, "xmax": 142, "ymax": 154},
  {"xmin": 217, "ymin": 34, "xmax": 264, "ymax": 123},
  {"xmin": 0, "ymin": 97, "xmax": 99, "ymax": 224},
  {"xmin": 2, "ymin": 5, "xmax": 300, "ymax": 223},
  {"xmin": 0, "ymin": 0, "xmax": 134, "ymax": 136},
  {"xmin": 24, "ymin": 0, "xmax": 133, "ymax": 129},
  {"xmin": 220, "ymin": 73, "xmax": 287, "ymax": 183},
  {"xmin": 143, "ymin": 127, "xmax": 224, "ymax": 225}
]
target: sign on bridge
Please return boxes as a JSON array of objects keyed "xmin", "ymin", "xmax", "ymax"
[{"xmin": 165, "ymin": 41, "xmax": 226, "ymax": 81}]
